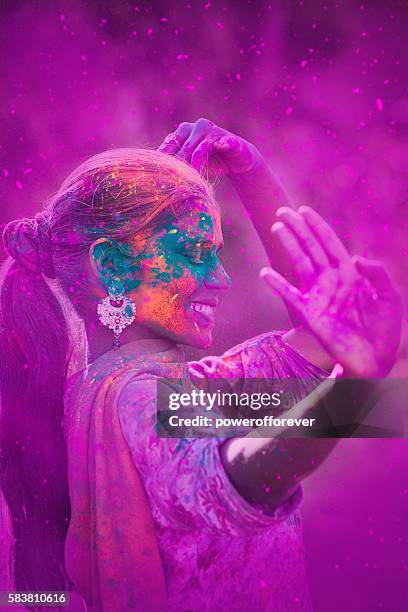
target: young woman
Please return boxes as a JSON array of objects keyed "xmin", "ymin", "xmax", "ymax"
[{"xmin": 0, "ymin": 118, "xmax": 401, "ymax": 611}]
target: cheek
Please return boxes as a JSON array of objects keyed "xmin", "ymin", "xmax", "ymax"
[{"xmin": 135, "ymin": 264, "xmax": 200, "ymax": 334}]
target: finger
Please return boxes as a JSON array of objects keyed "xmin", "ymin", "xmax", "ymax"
[
  {"xmin": 214, "ymin": 134, "xmax": 239, "ymax": 152},
  {"xmin": 353, "ymin": 256, "xmax": 400, "ymax": 299},
  {"xmin": 298, "ymin": 206, "xmax": 350, "ymax": 264},
  {"xmin": 190, "ymin": 135, "xmax": 222, "ymax": 173},
  {"xmin": 158, "ymin": 132, "xmax": 181, "ymax": 154},
  {"xmin": 180, "ymin": 118, "xmax": 214, "ymax": 163},
  {"xmin": 272, "ymin": 221, "xmax": 315, "ymax": 284},
  {"xmin": 276, "ymin": 207, "xmax": 329, "ymax": 270},
  {"xmin": 260, "ymin": 267, "xmax": 305, "ymax": 313},
  {"xmin": 174, "ymin": 122, "xmax": 194, "ymax": 146},
  {"xmin": 214, "ymin": 142, "xmax": 231, "ymax": 152},
  {"xmin": 158, "ymin": 122, "xmax": 193, "ymax": 154}
]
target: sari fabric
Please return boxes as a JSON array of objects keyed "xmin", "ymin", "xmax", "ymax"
[
  {"xmin": 63, "ymin": 341, "xmax": 186, "ymax": 612},
  {"xmin": 64, "ymin": 333, "xmax": 326, "ymax": 611}
]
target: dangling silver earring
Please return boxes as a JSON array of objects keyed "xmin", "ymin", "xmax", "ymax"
[{"xmin": 97, "ymin": 278, "xmax": 136, "ymax": 348}]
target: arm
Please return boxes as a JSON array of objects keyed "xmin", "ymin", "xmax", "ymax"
[
  {"xmin": 220, "ymin": 431, "xmax": 337, "ymax": 510},
  {"xmin": 158, "ymin": 118, "xmax": 292, "ymax": 277},
  {"xmin": 160, "ymin": 120, "xmax": 400, "ymax": 376},
  {"xmin": 159, "ymin": 120, "xmax": 402, "ymax": 512},
  {"xmin": 219, "ymin": 368, "xmax": 340, "ymax": 510},
  {"xmin": 228, "ymin": 157, "xmax": 291, "ymax": 263},
  {"xmin": 219, "ymin": 209, "xmax": 402, "ymax": 511},
  {"xmin": 282, "ymin": 326, "xmax": 334, "ymax": 371},
  {"xmin": 219, "ymin": 369, "xmax": 388, "ymax": 511},
  {"xmin": 158, "ymin": 118, "xmax": 332, "ymax": 368},
  {"xmin": 118, "ymin": 376, "xmax": 304, "ymax": 536}
]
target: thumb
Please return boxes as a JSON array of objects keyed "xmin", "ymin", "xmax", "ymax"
[{"xmin": 353, "ymin": 256, "xmax": 399, "ymax": 299}]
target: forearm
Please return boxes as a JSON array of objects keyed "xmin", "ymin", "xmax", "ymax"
[
  {"xmin": 219, "ymin": 377, "xmax": 379, "ymax": 510},
  {"xmin": 220, "ymin": 436, "xmax": 337, "ymax": 509},
  {"xmin": 219, "ymin": 377, "xmax": 340, "ymax": 509},
  {"xmin": 229, "ymin": 155, "xmax": 292, "ymax": 269}
]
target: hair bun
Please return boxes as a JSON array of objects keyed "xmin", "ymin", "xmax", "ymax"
[{"xmin": 2, "ymin": 213, "xmax": 56, "ymax": 278}]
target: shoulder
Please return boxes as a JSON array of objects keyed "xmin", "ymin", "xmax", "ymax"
[
  {"xmin": 115, "ymin": 372, "xmax": 162, "ymax": 461},
  {"xmin": 117, "ymin": 372, "xmax": 183, "ymax": 439},
  {"xmin": 116, "ymin": 372, "xmax": 161, "ymax": 432}
]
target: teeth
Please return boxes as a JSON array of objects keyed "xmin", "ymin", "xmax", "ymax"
[{"xmin": 191, "ymin": 303, "xmax": 215, "ymax": 316}]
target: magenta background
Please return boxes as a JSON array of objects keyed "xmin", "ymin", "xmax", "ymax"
[{"xmin": 0, "ymin": 1, "xmax": 407, "ymax": 610}]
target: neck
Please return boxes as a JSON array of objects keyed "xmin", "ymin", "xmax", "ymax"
[{"xmin": 84, "ymin": 319, "xmax": 176, "ymax": 363}]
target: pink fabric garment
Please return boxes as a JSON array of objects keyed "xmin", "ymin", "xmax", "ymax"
[
  {"xmin": 63, "ymin": 341, "xmax": 187, "ymax": 612},
  {"xmin": 64, "ymin": 332, "xmax": 326, "ymax": 611}
]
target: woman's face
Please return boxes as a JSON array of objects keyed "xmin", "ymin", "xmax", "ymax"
[{"xmin": 127, "ymin": 199, "xmax": 232, "ymax": 348}]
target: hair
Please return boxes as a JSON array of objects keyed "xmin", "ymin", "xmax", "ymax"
[{"xmin": 0, "ymin": 148, "xmax": 214, "ymax": 603}]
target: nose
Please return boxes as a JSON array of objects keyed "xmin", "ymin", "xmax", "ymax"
[{"xmin": 203, "ymin": 261, "xmax": 232, "ymax": 291}]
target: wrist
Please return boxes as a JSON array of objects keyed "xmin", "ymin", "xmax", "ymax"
[
  {"xmin": 228, "ymin": 147, "xmax": 269, "ymax": 182},
  {"xmin": 283, "ymin": 326, "xmax": 335, "ymax": 372}
]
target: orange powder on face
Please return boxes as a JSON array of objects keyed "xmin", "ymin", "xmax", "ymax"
[
  {"xmin": 124, "ymin": 206, "xmax": 222, "ymax": 341},
  {"xmin": 137, "ymin": 274, "xmax": 197, "ymax": 337}
]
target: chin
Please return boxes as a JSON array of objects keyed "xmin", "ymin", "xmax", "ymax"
[
  {"xmin": 184, "ymin": 329, "xmax": 213, "ymax": 349},
  {"xmin": 194, "ymin": 334, "xmax": 213, "ymax": 349}
]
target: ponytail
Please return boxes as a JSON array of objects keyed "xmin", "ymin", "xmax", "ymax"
[{"xmin": 0, "ymin": 258, "xmax": 71, "ymax": 596}]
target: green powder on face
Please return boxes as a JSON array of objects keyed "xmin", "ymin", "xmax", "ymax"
[
  {"xmin": 92, "ymin": 212, "xmax": 221, "ymax": 291},
  {"xmin": 147, "ymin": 213, "xmax": 219, "ymax": 287}
]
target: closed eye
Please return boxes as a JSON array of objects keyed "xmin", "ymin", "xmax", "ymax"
[{"xmin": 182, "ymin": 240, "xmax": 223, "ymax": 264}]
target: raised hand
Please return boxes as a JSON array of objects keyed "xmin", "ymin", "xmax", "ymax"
[
  {"xmin": 261, "ymin": 206, "xmax": 402, "ymax": 378},
  {"xmin": 158, "ymin": 117, "xmax": 263, "ymax": 178}
]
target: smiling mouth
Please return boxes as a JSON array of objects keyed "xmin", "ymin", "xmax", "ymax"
[{"xmin": 190, "ymin": 302, "xmax": 217, "ymax": 317}]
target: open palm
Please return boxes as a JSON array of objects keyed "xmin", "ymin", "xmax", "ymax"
[{"xmin": 262, "ymin": 207, "xmax": 402, "ymax": 378}]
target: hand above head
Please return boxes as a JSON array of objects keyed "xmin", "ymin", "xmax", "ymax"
[
  {"xmin": 158, "ymin": 117, "xmax": 264, "ymax": 178},
  {"xmin": 261, "ymin": 206, "xmax": 402, "ymax": 378}
]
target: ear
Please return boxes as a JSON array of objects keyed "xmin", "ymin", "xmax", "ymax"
[{"xmin": 88, "ymin": 237, "xmax": 141, "ymax": 292}]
